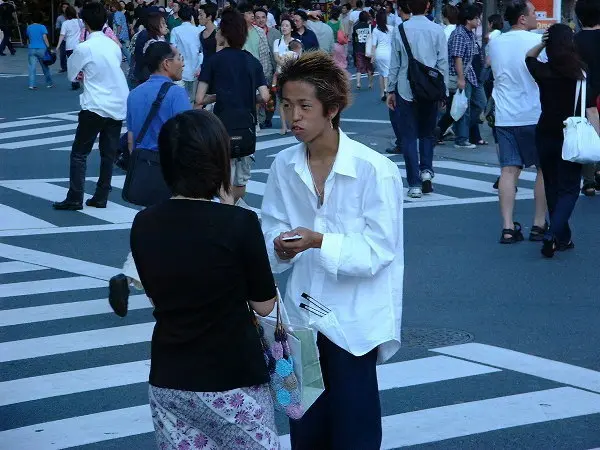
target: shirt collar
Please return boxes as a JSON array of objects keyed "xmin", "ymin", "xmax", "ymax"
[
  {"xmin": 288, "ymin": 130, "xmax": 357, "ymax": 179},
  {"xmin": 148, "ymin": 74, "xmax": 173, "ymax": 82}
]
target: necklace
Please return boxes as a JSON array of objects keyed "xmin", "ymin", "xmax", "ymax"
[{"xmin": 306, "ymin": 151, "xmax": 335, "ymax": 209}]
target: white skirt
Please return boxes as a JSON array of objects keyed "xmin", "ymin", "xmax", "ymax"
[{"xmin": 375, "ymin": 47, "xmax": 391, "ymax": 77}]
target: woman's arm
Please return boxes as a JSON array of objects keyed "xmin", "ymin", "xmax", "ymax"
[
  {"xmin": 525, "ymin": 42, "xmax": 545, "ymax": 59},
  {"xmin": 43, "ymin": 33, "xmax": 50, "ymax": 48},
  {"xmin": 56, "ymin": 33, "xmax": 65, "ymax": 49}
]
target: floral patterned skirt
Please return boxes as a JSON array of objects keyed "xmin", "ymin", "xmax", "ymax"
[{"xmin": 149, "ymin": 384, "xmax": 280, "ymax": 450}]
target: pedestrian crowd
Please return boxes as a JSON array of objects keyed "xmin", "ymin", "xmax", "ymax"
[{"xmin": 13, "ymin": 0, "xmax": 600, "ymax": 447}]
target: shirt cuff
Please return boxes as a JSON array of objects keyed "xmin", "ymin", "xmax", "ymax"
[{"xmin": 320, "ymin": 233, "xmax": 343, "ymax": 278}]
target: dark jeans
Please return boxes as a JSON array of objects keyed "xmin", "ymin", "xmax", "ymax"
[
  {"xmin": 67, "ymin": 110, "xmax": 122, "ymax": 203},
  {"xmin": 390, "ymin": 93, "xmax": 437, "ymax": 187},
  {"xmin": 0, "ymin": 25, "xmax": 15, "ymax": 54},
  {"xmin": 65, "ymin": 50, "xmax": 80, "ymax": 89},
  {"xmin": 59, "ymin": 40, "xmax": 67, "ymax": 71},
  {"xmin": 536, "ymin": 132, "xmax": 582, "ymax": 245},
  {"xmin": 289, "ymin": 334, "xmax": 381, "ymax": 450}
]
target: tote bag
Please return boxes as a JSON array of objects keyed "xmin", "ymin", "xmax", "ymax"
[
  {"xmin": 562, "ymin": 74, "xmax": 600, "ymax": 164},
  {"xmin": 365, "ymin": 25, "xmax": 373, "ymax": 57}
]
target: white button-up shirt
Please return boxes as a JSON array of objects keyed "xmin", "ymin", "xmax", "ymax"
[
  {"xmin": 261, "ymin": 131, "xmax": 404, "ymax": 363},
  {"xmin": 170, "ymin": 22, "xmax": 203, "ymax": 82},
  {"xmin": 67, "ymin": 31, "xmax": 128, "ymax": 121}
]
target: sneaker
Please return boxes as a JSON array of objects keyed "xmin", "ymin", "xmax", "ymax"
[
  {"xmin": 28, "ymin": 86, "xmax": 37, "ymax": 90},
  {"xmin": 421, "ymin": 171, "xmax": 434, "ymax": 194},
  {"xmin": 454, "ymin": 142, "xmax": 476, "ymax": 149},
  {"xmin": 47, "ymin": 84, "xmax": 53, "ymax": 88},
  {"xmin": 407, "ymin": 187, "xmax": 422, "ymax": 198}
]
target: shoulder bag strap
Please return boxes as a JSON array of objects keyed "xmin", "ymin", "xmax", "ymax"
[
  {"xmin": 135, "ymin": 81, "xmax": 174, "ymax": 145},
  {"xmin": 579, "ymin": 72, "xmax": 587, "ymax": 118},
  {"xmin": 398, "ymin": 23, "xmax": 414, "ymax": 61}
]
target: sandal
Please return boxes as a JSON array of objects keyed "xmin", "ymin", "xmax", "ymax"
[
  {"xmin": 581, "ymin": 183, "xmax": 596, "ymax": 196},
  {"xmin": 529, "ymin": 222, "xmax": 548, "ymax": 242},
  {"xmin": 541, "ymin": 238, "xmax": 556, "ymax": 258},
  {"xmin": 500, "ymin": 222, "xmax": 524, "ymax": 244}
]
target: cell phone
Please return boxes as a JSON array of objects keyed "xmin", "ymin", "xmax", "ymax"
[{"xmin": 281, "ymin": 235, "xmax": 303, "ymax": 242}]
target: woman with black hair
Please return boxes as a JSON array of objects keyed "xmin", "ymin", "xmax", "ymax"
[
  {"xmin": 131, "ymin": 109, "xmax": 279, "ymax": 449},
  {"xmin": 130, "ymin": 12, "xmax": 168, "ymax": 87},
  {"xmin": 371, "ymin": 9, "xmax": 392, "ymax": 101},
  {"xmin": 526, "ymin": 24, "xmax": 600, "ymax": 257}
]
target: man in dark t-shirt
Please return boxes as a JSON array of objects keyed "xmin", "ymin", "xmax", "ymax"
[
  {"xmin": 574, "ymin": 0, "xmax": 600, "ymax": 192},
  {"xmin": 0, "ymin": 0, "xmax": 16, "ymax": 56},
  {"xmin": 195, "ymin": 9, "xmax": 269, "ymax": 204}
]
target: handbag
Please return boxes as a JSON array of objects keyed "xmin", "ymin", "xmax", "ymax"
[
  {"xmin": 42, "ymin": 49, "xmax": 56, "ymax": 66},
  {"xmin": 365, "ymin": 25, "xmax": 373, "ymax": 57},
  {"xmin": 122, "ymin": 82, "xmax": 174, "ymax": 207},
  {"xmin": 398, "ymin": 24, "xmax": 445, "ymax": 103},
  {"xmin": 337, "ymin": 28, "xmax": 348, "ymax": 45},
  {"xmin": 253, "ymin": 289, "xmax": 324, "ymax": 420},
  {"xmin": 562, "ymin": 74, "xmax": 600, "ymax": 164}
]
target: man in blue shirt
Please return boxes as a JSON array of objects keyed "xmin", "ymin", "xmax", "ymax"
[
  {"xmin": 109, "ymin": 41, "xmax": 191, "ymax": 318},
  {"xmin": 126, "ymin": 41, "xmax": 191, "ymax": 153}
]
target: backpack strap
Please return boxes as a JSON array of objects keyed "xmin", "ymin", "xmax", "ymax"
[
  {"xmin": 135, "ymin": 82, "xmax": 174, "ymax": 146},
  {"xmin": 398, "ymin": 23, "xmax": 414, "ymax": 61}
]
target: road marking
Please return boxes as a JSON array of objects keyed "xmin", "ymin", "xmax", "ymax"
[
  {"xmin": 0, "ymin": 180, "xmax": 139, "ymax": 224},
  {"xmin": 280, "ymin": 387, "xmax": 600, "ymax": 449},
  {"xmin": 0, "ymin": 294, "xmax": 149, "ymax": 327},
  {"xmin": 18, "ymin": 112, "xmax": 80, "ymax": 120},
  {"xmin": 434, "ymin": 343, "xmax": 600, "ymax": 394},
  {"xmin": 395, "ymin": 162, "xmax": 534, "ymax": 195},
  {"xmin": 0, "ymin": 261, "xmax": 49, "ymax": 275},
  {"xmin": 435, "ymin": 160, "xmax": 538, "ymax": 182},
  {"xmin": 0, "ymin": 276, "xmax": 107, "ymax": 299},
  {"xmin": 0, "ymin": 203, "xmax": 57, "ymax": 230},
  {"xmin": 0, "ymin": 123, "xmax": 79, "ymax": 141},
  {"xmin": 0, "ymin": 119, "xmax": 60, "ymax": 130},
  {"xmin": 0, "ymin": 222, "xmax": 133, "ymax": 238},
  {"xmin": 0, "ymin": 243, "xmax": 119, "ymax": 280},
  {"xmin": 376, "ymin": 355, "xmax": 500, "ymax": 390},
  {"xmin": 0, "ymin": 322, "xmax": 154, "ymax": 362},
  {"xmin": 0, "ymin": 405, "xmax": 153, "ymax": 450},
  {"xmin": 404, "ymin": 194, "xmax": 534, "ymax": 209},
  {"xmin": 0, "ymin": 126, "xmax": 126, "ymax": 149},
  {"xmin": 0, "ymin": 355, "xmax": 497, "ymax": 407},
  {"xmin": 256, "ymin": 136, "xmax": 298, "ymax": 150}
]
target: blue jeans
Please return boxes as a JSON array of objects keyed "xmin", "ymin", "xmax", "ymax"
[
  {"xmin": 469, "ymin": 82, "xmax": 487, "ymax": 143},
  {"xmin": 120, "ymin": 39, "xmax": 131, "ymax": 65},
  {"xmin": 28, "ymin": 48, "xmax": 53, "ymax": 88},
  {"xmin": 454, "ymin": 81, "xmax": 473, "ymax": 146},
  {"xmin": 390, "ymin": 93, "xmax": 437, "ymax": 187}
]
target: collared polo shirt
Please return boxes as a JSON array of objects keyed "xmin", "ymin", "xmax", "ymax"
[{"xmin": 126, "ymin": 74, "xmax": 191, "ymax": 151}]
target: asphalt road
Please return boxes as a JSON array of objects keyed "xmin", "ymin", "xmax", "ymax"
[{"xmin": 1, "ymin": 69, "xmax": 600, "ymax": 450}]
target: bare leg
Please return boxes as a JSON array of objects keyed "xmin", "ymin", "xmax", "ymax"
[
  {"xmin": 356, "ymin": 71, "xmax": 362, "ymax": 89},
  {"xmin": 368, "ymin": 71, "xmax": 374, "ymax": 89},
  {"xmin": 499, "ymin": 165, "xmax": 521, "ymax": 232},
  {"xmin": 379, "ymin": 75, "xmax": 385, "ymax": 97},
  {"xmin": 533, "ymin": 168, "xmax": 547, "ymax": 227},
  {"xmin": 383, "ymin": 76, "xmax": 388, "ymax": 94}
]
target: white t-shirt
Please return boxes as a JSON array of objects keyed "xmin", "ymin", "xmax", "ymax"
[
  {"xmin": 61, "ymin": 18, "xmax": 83, "ymax": 51},
  {"xmin": 443, "ymin": 23, "xmax": 456, "ymax": 41},
  {"xmin": 349, "ymin": 9, "xmax": 361, "ymax": 25},
  {"xmin": 267, "ymin": 12, "xmax": 276, "ymax": 28},
  {"xmin": 488, "ymin": 30, "xmax": 543, "ymax": 127},
  {"xmin": 488, "ymin": 29, "xmax": 501, "ymax": 41},
  {"xmin": 372, "ymin": 26, "xmax": 393, "ymax": 50}
]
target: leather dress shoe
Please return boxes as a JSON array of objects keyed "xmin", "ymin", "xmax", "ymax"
[
  {"xmin": 385, "ymin": 147, "xmax": 402, "ymax": 154},
  {"xmin": 109, "ymin": 274, "xmax": 130, "ymax": 317},
  {"xmin": 86, "ymin": 197, "xmax": 107, "ymax": 208},
  {"xmin": 52, "ymin": 199, "xmax": 83, "ymax": 210}
]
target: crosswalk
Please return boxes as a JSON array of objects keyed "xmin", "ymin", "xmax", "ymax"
[
  {"xmin": 1, "ymin": 248, "xmax": 600, "ymax": 449},
  {"xmin": 0, "ymin": 111, "xmax": 542, "ymax": 238}
]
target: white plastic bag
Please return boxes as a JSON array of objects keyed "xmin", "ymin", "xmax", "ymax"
[
  {"xmin": 562, "ymin": 76, "xmax": 600, "ymax": 164},
  {"xmin": 450, "ymin": 89, "xmax": 468, "ymax": 122}
]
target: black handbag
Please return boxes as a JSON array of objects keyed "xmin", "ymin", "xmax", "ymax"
[
  {"xmin": 398, "ymin": 24, "xmax": 446, "ymax": 103},
  {"xmin": 122, "ymin": 82, "xmax": 174, "ymax": 207}
]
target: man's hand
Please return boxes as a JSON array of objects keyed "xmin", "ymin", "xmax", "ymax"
[
  {"xmin": 274, "ymin": 227, "xmax": 323, "ymax": 260},
  {"xmin": 457, "ymin": 78, "xmax": 466, "ymax": 91},
  {"xmin": 386, "ymin": 92, "xmax": 396, "ymax": 111}
]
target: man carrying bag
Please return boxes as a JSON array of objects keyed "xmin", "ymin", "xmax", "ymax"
[{"xmin": 122, "ymin": 41, "xmax": 191, "ymax": 207}]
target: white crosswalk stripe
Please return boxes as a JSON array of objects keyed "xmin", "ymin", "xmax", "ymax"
[
  {"xmin": 0, "ymin": 112, "xmax": 542, "ymax": 238},
  {"xmin": 1, "ymin": 254, "xmax": 600, "ymax": 449}
]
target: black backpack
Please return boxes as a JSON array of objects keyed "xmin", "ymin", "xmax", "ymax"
[
  {"xmin": 215, "ymin": 51, "xmax": 258, "ymax": 159},
  {"xmin": 398, "ymin": 24, "xmax": 445, "ymax": 103}
]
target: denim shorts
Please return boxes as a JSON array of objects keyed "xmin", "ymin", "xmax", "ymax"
[
  {"xmin": 496, "ymin": 125, "xmax": 539, "ymax": 168},
  {"xmin": 230, "ymin": 155, "xmax": 254, "ymax": 187}
]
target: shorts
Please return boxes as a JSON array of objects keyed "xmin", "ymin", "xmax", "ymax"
[
  {"xmin": 496, "ymin": 125, "xmax": 539, "ymax": 168},
  {"xmin": 231, "ymin": 155, "xmax": 254, "ymax": 187}
]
